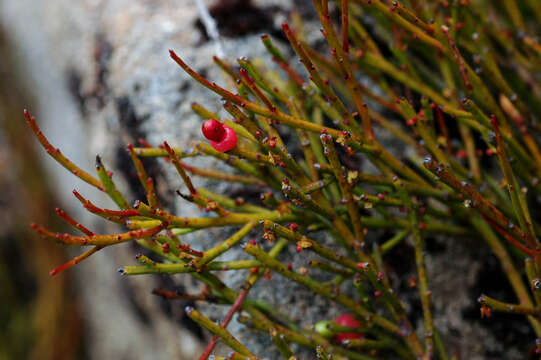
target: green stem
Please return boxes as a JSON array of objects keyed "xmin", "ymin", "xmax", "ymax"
[{"xmin": 185, "ymin": 307, "xmax": 257, "ymax": 357}]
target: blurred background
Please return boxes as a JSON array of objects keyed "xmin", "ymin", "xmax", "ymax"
[{"xmin": 0, "ymin": 22, "xmax": 86, "ymax": 360}]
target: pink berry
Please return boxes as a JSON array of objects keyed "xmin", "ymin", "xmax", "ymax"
[
  {"xmin": 202, "ymin": 119, "xmax": 226, "ymax": 142},
  {"xmin": 209, "ymin": 125, "xmax": 237, "ymax": 152},
  {"xmin": 334, "ymin": 314, "xmax": 363, "ymax": 343}
]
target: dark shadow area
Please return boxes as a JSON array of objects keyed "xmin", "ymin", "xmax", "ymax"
[{"xmin": 0, "ymin": 25, "xmax": 87, "ymax": 360}]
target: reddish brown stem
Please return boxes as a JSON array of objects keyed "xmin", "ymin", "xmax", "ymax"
[
  {"xmin": 145, "ymin": 177, "xmax": 160, "ymax": 208},
  {"xmin": 239, "ymin": 68, "xmax": 276, "ymax": 112},
  {"xmin": 273, "ymin": 56, "xmax": 305, "ymax": 87},
  {"xmin": 163, "ymin": 141, "xmax": 197, "ymax": 194},
  {"xmin": 432, "ymin": 103, "xmax": 452, "ymax": 155},
  {"xmin": 31, "ymin": 221, "xmax": 168, "ymax": 246},
  {"xmin": 55, "ymin": 208, "xmax": 95, "ymax": 236},
  {"xmin": 72, "ymin": 190, "xmax": 140, "ymax": 218},
  {"xmin": 177, "ymin": 244, "xmax": 204, "ymax": 258},
  {"xmin": 341, "ymin": 0, "xmax": 349, "ymax": 53},
  {"xmin": 49, "ymin": 246, "xmax": 104, "ymax": 276},
  {"xmin": 441, "ymin": 25, "xmax": 472, "ymax": 93},
  {"xmin": 24, "ymin": 109, "xmax": 104, "ymax": 191},
  {"xmin": 199, "ymin": 289, "xmax": 249, "ymax": 360},
  {"xmin": 137, "ymin": 138, "xmax": 153, "ymax": 148},
  {"xmin": 481, "ymin": 215, "xmax": 534, "ymax": 256},
  {"xmin": 423, "ymin": 158, "xmax": 530, "ymax": 247},
  {"xmin": 170, "ymin": 50, "xmax": 249, "ymax": 108},
  {"xmin": 128, "ymin": 144, "xmax": 160, "ymax": 208}
]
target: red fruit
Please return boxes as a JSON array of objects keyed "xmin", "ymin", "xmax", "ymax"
[
  {"xmin": 202, "ymin": 119, "xmax": 226, "ymax": 142},
  {"xmin": 209, "ymin": 125, "xmax": 237, "ymax": 152},
  {"xmin": 334, "ymin": 314, "xmax": 363, "ymax": 343},
  {"xmin": 456, "ymin": 150, "xmax": 467, "ymax": 159},
  {"xmin": 406, "ymin": 117, "xmax": 418, "ymax": 126}
]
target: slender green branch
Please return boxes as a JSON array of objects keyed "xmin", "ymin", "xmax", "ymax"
[{"xmin": 185, "ymin": 307, "xmax": 257, "ymax": 357}]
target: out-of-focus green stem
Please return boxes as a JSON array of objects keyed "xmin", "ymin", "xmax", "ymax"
[{"xmin": 185, "ymin": 307, "xmax": 257, "ymax": 357}]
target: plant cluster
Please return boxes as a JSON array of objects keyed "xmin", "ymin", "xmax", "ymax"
[{"xmin": 27, "ymin": 0, "xmax": 541, "ymax": 358}]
